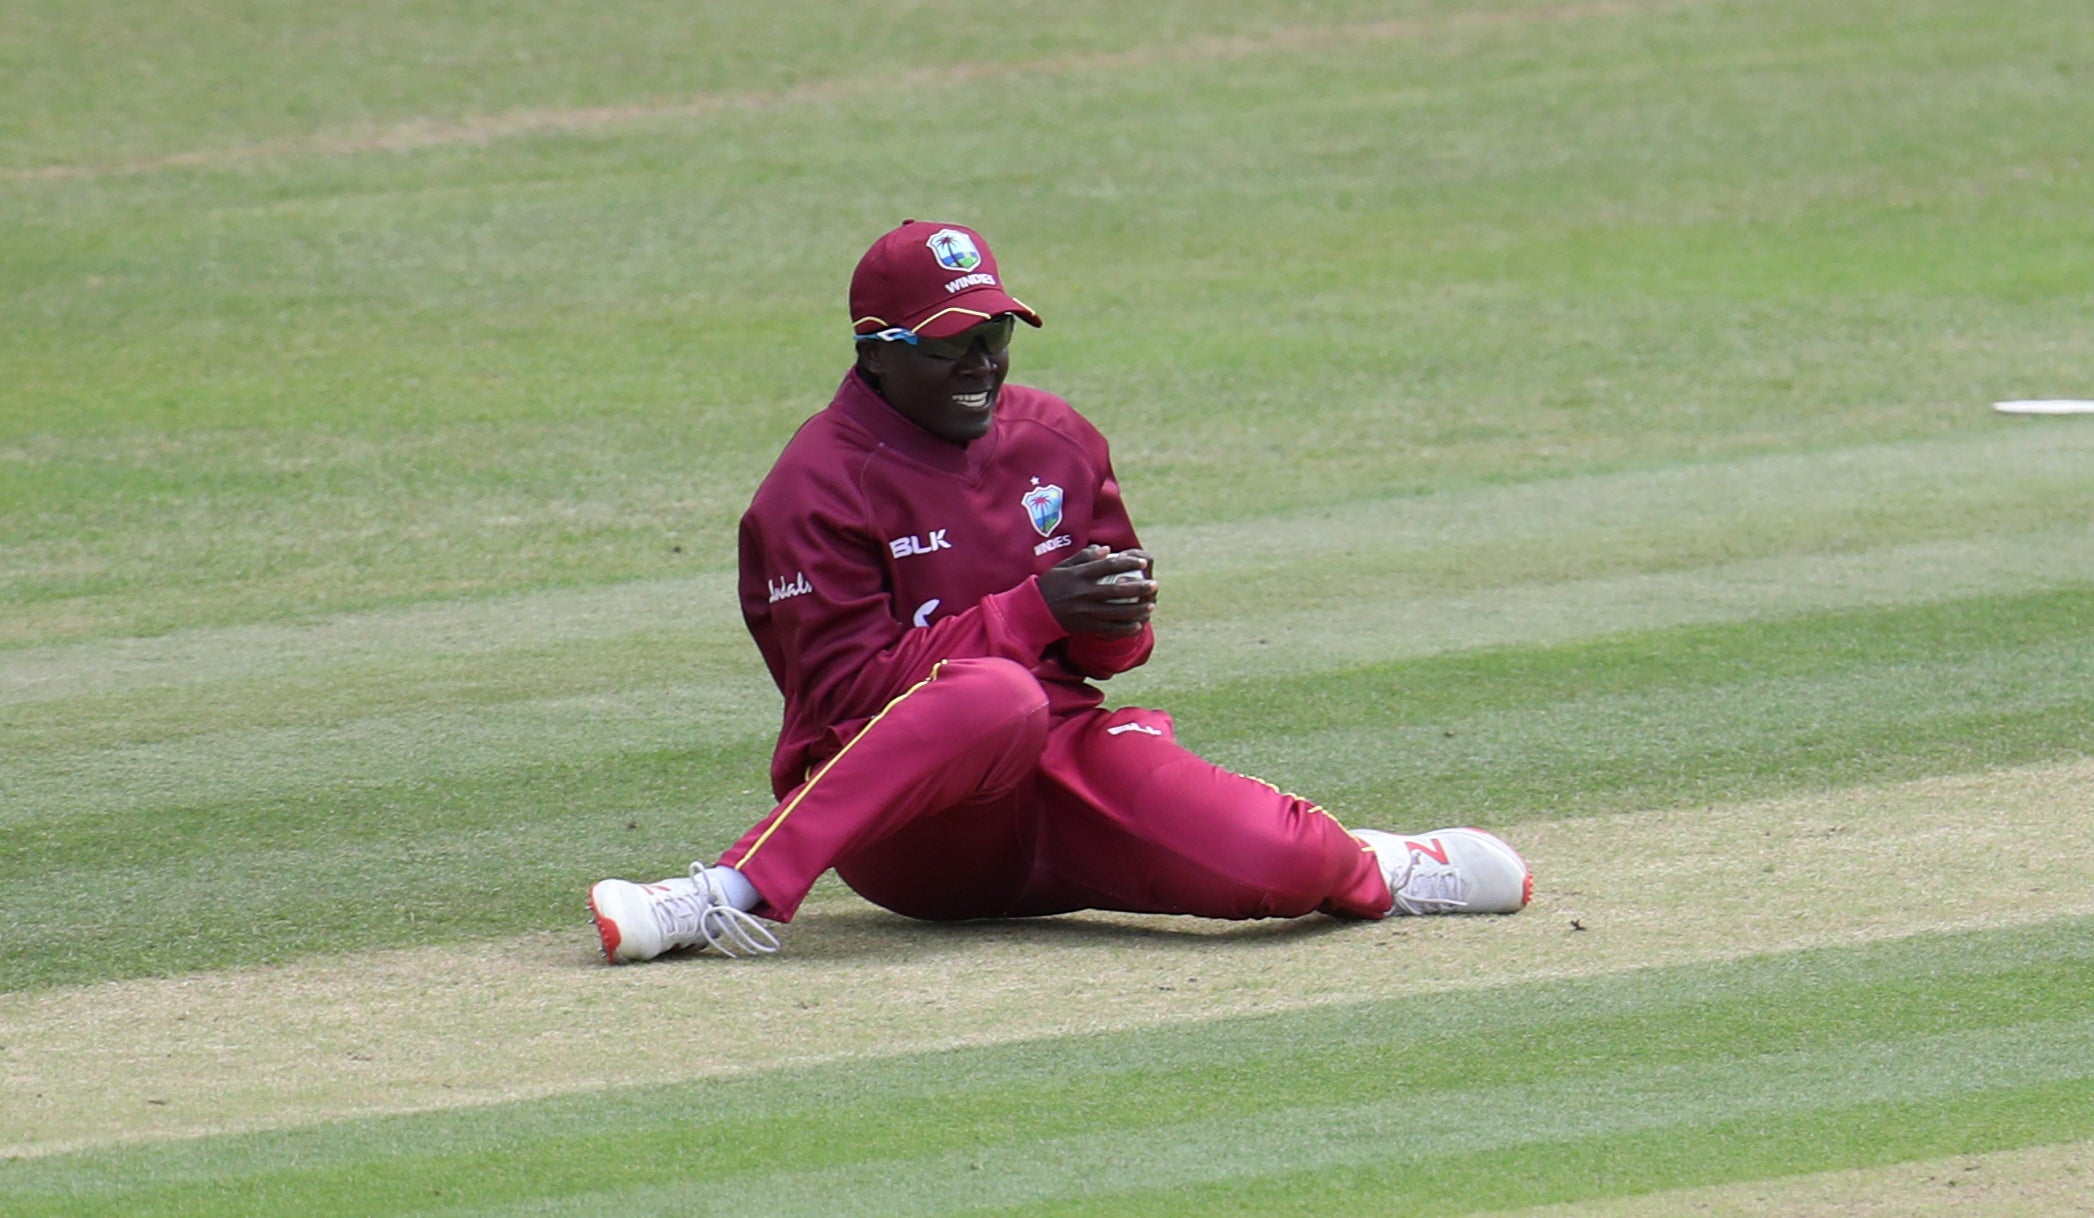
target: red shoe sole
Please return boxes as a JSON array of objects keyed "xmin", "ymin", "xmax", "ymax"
[{"xmin": 587, "ymin": 892, "xmax": 624, "ymax": 964}]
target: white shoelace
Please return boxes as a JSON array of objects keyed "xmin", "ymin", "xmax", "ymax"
[
  {"xmin": 1389, "ymin": 862, "xmax": 1472, "ymax": 915},
  {"xmin": 650, "ymin": 867, "xmax": 781, "ymax": 958}
]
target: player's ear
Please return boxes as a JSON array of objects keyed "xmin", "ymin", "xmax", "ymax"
[{"xmin": 850, "ymin": 341, "xmax": 900, "ymax": 389}]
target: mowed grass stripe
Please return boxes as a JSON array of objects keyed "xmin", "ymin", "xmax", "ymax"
[
  {"xmin": 1148, "ymin": 425, "xmax": 2094, "ymax": 611},
  {"xmin": 9, "ymin": 516, "xmax": 2087, "ymax": 753},
  {"xmin": 0, "ymin": 682, "xmax": 774, "ymax": 837},
  {"xmin": 4, "ymin": 916, "xmax": 2090, "ymax": 1215},
  {"xmin": 0, "ymin": 740, "xmax": 769, "ymax": 991},
  {"xmin": 5, "ymin": 757, "xmax": 2089, "ymax": 1158},
  {"xmin": 1144, "ymin": 524, "xmax": 2094, "ymax": 688},
  {"xmin": 1, "ymin": 0, "xmax": 1684, "ymax": 176},
  {"xmin": 11, "ymin": 571, "xmax": 2091, "ymax": 831},
  {"xmin": 985, "ymin": 1083, "xmax": 2094, "ymax": 1218},
  {"xmin": 1178, "ymin": 583, "xmax": 2094, "ymax": 816},
  {"xmin": 12, "ymin": 423, "xmax": 2090, "ymax": 701},
  {"xmin": 302, "ymin": 1079, "xmax": 2094, "ymax": 1217}
]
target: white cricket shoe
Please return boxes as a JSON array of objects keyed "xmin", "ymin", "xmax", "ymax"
[
  {"xmin": 1354, "ymin": 827, "xmax": 1532, "ymax": 915},
  {"xmin": 588, "ymin": 866, "xmax": 780, "ymax": 963}
]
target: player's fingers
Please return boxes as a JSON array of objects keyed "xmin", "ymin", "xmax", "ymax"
[
  {"xmin": 1082, "ymin": 553, "xmax": 1152, "ymax": 590},
  {"xmin": 1053, "ymin": 544, "xmax": 1111, "ymax": 570},
  {"xmin": 1095, "ymin": 573, "xmax": 1155, "ymax": 606}
]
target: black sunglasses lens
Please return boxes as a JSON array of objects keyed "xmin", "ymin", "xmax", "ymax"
[{"xmin": 920, "ymin": 316, "xmax": 1015, "ymax": 359}]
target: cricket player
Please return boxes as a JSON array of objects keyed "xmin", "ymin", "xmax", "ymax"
[{"xmin": 588, "ymin": 221, "xmax": 1531, "ymax": 962}]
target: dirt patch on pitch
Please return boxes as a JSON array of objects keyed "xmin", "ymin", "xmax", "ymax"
[
  {"xmin": 1481, "ymin": 1138, "xmax": 2094, "ymax": 1217},
  {"xmin": 4, "ymin": 757, "xmax": 2092, "ymax": 1157}
]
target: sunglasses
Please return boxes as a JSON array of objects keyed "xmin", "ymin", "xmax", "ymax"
[{"xmin": 855, "ymin": 314, "xmax": 1016, "ymax": 360}]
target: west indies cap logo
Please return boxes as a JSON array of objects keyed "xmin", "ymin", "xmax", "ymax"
[
  {"xmin": 1021, "ymin": 480, "xmax": 1065, "ymax": 538},
  {"xmin": 850, "ymin": 220, "xmax": 1043, "ymax": 340},
  {"xmin": 925, "ymin": 228, "xmax": 983, "ymax": 273}
]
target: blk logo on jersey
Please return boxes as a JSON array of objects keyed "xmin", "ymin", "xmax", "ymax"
[
  {"xmin": 889, "ymin": 529, "xmax": 952, "ymax": 559},
  {"xmin": 1022, "ymin": 481, "xmax": 1064, "ymax": 538},
  {"xmin": 767, "ymin": 572, "xmax": 812, "ymax": 604},
  {"xmin": 925, "ymin": 228, "xmax": 982, "ymax": 273}
]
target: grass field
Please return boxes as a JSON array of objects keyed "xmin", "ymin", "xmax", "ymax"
[{"xmin": 4, "ymin": 0, "xmax": 2093, "ymax": 1212}]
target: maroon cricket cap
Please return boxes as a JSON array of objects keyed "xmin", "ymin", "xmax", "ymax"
[{"xmin": 849, "ymin": 220, "xmax": 1044, "ymax": 340}]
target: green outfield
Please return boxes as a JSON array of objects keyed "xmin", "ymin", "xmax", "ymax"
[{"xmin": 4, "ymin": 0, "xmax": 2092, "ymax": 1213}]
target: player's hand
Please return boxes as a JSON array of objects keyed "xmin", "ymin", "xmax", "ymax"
[{"xmin": 1038, "ymin": 546, "xmax": 1157, "ymax": 637}]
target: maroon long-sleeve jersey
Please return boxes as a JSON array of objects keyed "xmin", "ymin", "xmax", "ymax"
[{"xmin": 738, "ymin": 368, "xmax": 1154, "ymax": 797}]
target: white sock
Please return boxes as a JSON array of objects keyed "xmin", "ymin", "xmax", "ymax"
[{"xmin": 704, "ymin": 865, "xmax": 762, "ymax": 912}]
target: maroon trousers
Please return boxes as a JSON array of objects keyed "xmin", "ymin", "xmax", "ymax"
[{"xmin": 719, "ymin": 657, "xmax": 1391, "ymax": 924}]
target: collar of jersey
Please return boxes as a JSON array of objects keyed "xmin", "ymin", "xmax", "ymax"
[{"xmin": 833, "ymin": 368, "xmax": 1001, "ymax": 476}]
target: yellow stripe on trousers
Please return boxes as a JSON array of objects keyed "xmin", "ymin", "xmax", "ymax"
[{"xmin": 737, "ymin": 660, "xmax": 949, "ymax": 867}]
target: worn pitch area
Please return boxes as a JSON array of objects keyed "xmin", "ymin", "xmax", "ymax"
[
  {"xmin": 4, "ymin": 757, "xmax": 2089, "ymax": 1158},
  {"xmin": 1480, "ymin": 1139, "xmax": 2094, "ymax": 1217}
]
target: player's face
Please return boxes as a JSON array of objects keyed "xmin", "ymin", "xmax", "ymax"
[{"xmin": 862, "ymin": 319, "xmax": 1013, "ymax": 445}]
